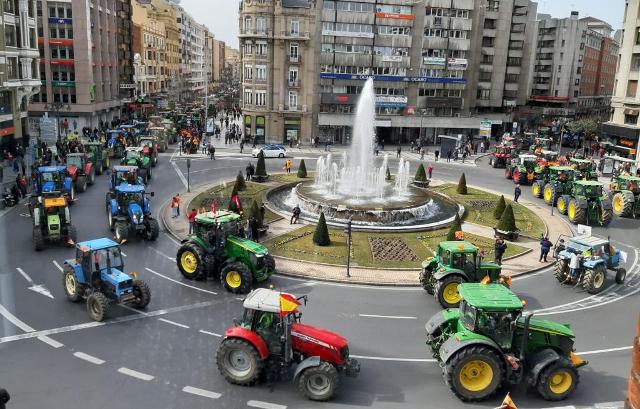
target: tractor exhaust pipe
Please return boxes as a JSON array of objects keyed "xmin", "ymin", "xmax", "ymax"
[{"xmin": 519, "ymin": 312, "xmax": 534, "ymax": 362}]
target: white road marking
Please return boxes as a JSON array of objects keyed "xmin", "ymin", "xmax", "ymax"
[
  {"xmin": 37, "ymin": 335, "xmax": 63, "ymax": 348},
  {"xmin": 145, "ymin": 267, "xmax": 218, "ymax": 295},
  {"xmin": 199, "ymin": 329, "xmax": 222, "ymax": 337},
  {"xmin": 578, "ymin": 346, "xmax": 633, "ymax": 355},
  {"xmin": 149, "ymin": 246, "xmax": 175, "ymax": 261},
  {"xmin": 28, "ymin": 284, "xmax": 54, "ymax": 299},
  {"xmin": 73, "ymin": 351, "xmax": 105, "ymax": 365},
  {"xmin": 247, "ymin": 400, "xmax": 287, "ymax": 409},
  {"xmin": 275, "ymin": 275, "xmax": 422, "ymax": 291},
  {"xmin": 158, "ymin": 318, "xmax": 190, "ymax": 329},
  {"xmin": 16, "ymin": 267, "xmax": 33, "ymax": 283},
  {"xmin": 52, "ymin": 260, "xmax": 64, "ymax": 272},
  {"xmin": 0, "ymin": 303, "xmax": 35, "ymax": 332},
  {"xmin": 359, "ymin": 314, "xmax": 417, "ymax": 320},
  {"xmin": 118, "ymin": 367, "xmax": 155, "ymax": 381},
  {"xmin": 181, "ymin": 386, "xmax": 221, "ymax": 399},
  {"xmin": 350, "ymin": 354, "xmax": 436, "ymax": 363},
  {"xmin": 170, "ymin": 160, "xmax": 189, "ymax": 189}
]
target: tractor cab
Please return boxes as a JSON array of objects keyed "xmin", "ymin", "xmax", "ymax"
[
  {"xmin": 66, "ymin": 153, "xmax": 88, "ymax": 170},
  {"xmin": 121, "ymin": 147, "xmax": 151, "ymax": 179},
  {"xmin": 193, "ymin": 211, "xmax": 243, "ymax": 248},
  {"xmin": 139, "ymin": 137, "xmax": 159, "ymax": 166},
  {"xmin": 110, "ymin": 165, "xmax": 142, "ymax": 189},
  {"xmin": 548, "ymin": 165, "xmax": 574, "ymax": 182},
  {"xmin": 35, "ymin": 166, "xmax": 69, "ymax": 194},
  {"xmin": 75, "ymin": 239, "xmax": 125, "ymax": 284},
  {"xmin": 612, "ymin": 175, "xmax": 640, "ymax": 193},
  {"xmin": 573, "ymin": 180, "xmax": 604, "ymax": 199},
  {"xmin": 570, "ymin": 158, "xmax": 597, "ymax": 180},
  {"xmin": 531, "ymin": 137, "xmax": 553, "ymax": 154},
  {"xmin": 515, "ymin": 154, "xmax": 537, "ymax": 171}
]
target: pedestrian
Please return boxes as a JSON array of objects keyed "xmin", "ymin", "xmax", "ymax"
[
  {"xmin": 170, "ymin": 196, "xmax": 178, "ymax": 218},
  {"xmin": 514, "ymin": 184, "xmax": 521, "ymax": 202},
  {"xmin": 462, "ymin": 151, "xmax": 467, "ymax": 163},
  {"xmin": 494, "ymin": 239, "xmax": 507, "ymax": 265},
  {"xmin": 290, "ymin": 205, "xmax": 301, "ymax": 224},
  {"xmin": 245, "ymin": 163, "xmax": 253, "ymax": 181},
  {"xmin": 427, "ymin": 164, "xmax": 433, "ymax": 179},
  {"xmin": 446, "ymin": 150, "xmax": 452, "ymax": 163},
  {"xmin": 567, "ymin": 250, "xmax": 581, "ymax": 282},
  {"xmin": 209, "ymin": 145, "xmax": 215, "ymax": 160},
  {"xmin": 175, "ymin": 193, "xmax": 181, "ymax": 216},
  {"xmin": 434, "ymin": 150, "xmax": 439, "ymax": 162},
  {"xmin": 285, "ymin": 159, "xmax": 292, "ymax": 174},
  {"xmin": 554, "ymin": 238, "xmax": 566, "ymax": 259},
  {"xmin": 396, "ymin": 145, "xmax": 401, "ymax": 158},
  {"xmin": 480, "ymin": 141, "xmax": 485, "ymax": 153},
  {"xmin": 240, "ymin": 140, "xmax": 244, "ymax": 153},
  {"xmin": 539, "ymin": 236, "xmax": 552, "ymax": 262},
  {"xmin": 187, "ymin": 208, "xmax": 197, "ymax": 235},
  {"xmin": 250, "ymin": 216, "xmax": 259, "ymax": 242},
  {"xmin": 420, "ymin": 146, "xmax": 425, "ymax": 160}
]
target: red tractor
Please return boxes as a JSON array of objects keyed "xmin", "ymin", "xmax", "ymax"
[
  {"xmin": 489, "ymin": 145, "xmax": 516, "ymax": 169},
  {"xmin": 65, "ymin": 152, "xmax": 95, "ymax": 193},
  {"xmin": 216, "ymin": 288, "xmax": 360, "ymax": 401}
]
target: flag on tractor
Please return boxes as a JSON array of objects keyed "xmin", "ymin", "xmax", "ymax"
[
  {"xmin": 500, "ymin": 393, "xmax": 517, "ymax": 409},
  {"xmin": 279, "ymin": 293, "xmax": 300, "ymax": 317},
  {"xmin": 210, "ymin": 200, "xmax": 217, "ymax": 214}
]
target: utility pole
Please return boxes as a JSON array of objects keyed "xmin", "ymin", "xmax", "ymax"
[{"xmin": 344, "ymin": 217, "xmax": 353, "ymax": 278}]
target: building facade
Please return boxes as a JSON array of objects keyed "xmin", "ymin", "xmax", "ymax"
[
  {"xmin": 0, "ymin": 0, "xmax": 40, "ymax": 150},
  {"xmin": 115, "ymin": 0, "xmax": 134, "ymax": 106},
  {"xmin": 211, "ymin": 36, "xmax": 226, "ymax": 86},
  {"xmin": 132, "ymin": 1, "xmax": 167, "ymax": 98}
]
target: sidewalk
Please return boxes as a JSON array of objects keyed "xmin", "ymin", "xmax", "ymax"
[{"xmin": 161, "ymin": 174, "xmax": 569, "ymax": 286}]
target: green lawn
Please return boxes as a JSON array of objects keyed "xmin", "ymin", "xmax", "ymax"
[
  {"xmin": 431, "ymin": 184, "xmax": 546, "ymax": 239},
  {"xmin": 264, "ymin": 226, "xmax": 527, "ymax": 269}
]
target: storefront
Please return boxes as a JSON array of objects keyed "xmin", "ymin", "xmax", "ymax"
[
  {"xmin": 600, "ymin": 122, "xmax": 640, "ymax": 160},
  {"xmin": 284, "ymin": 118, "xmax": 300, "ymax": 145},
  {"xmin": 255, "ymin": 116, "xmax": 265, "ymax": 144},
  {"xmin": 244, "ymin": 115, "xmax": 252, "ymax": 140}
]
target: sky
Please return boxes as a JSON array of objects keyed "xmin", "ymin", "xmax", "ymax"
[{"xmin": 177, "ymin": 0, "xmax": 625, "ymax": 51}]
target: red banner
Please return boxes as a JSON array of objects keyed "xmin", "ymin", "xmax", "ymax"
[
  {"xmin": 0, "ymin": 127, "xmax": 15, "ymax": 137},
  {"xmin": 375, "ymin": 12, "xmax": 414, "ymax": 20}
]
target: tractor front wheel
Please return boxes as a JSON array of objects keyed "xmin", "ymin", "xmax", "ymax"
[
  {"xmin": 96, "ymin": 162, "xmax": 104, "ymax": 175},
  {"xmin": 556, "ymin": 195, "xmax": 571, "ymax": 215},
  {"xmin": 132, "ymin": 280, "xmax": 151, "ymax": 309},
  {"xmin": 535, "ymin": 359, "xmax": 579, "ymax": 401},
  {"xmin": 543, "ymin": 183, "xmax": 557, "ymax": 206},
  {"xmin": 612, "ymin": 192, "xmax": 634, "ymax": 217},
  {"xmin": 176, "ymin": 243, "xmax": 206, "ymax": 279},
  {"xmin": 419, "ymin": 267, "xmax": 434, "ymax": 294},
  {"xmin": 264, "ymin": 254, "xmax": 276, "ymax": 274},
  {"xmin": 66, "ymin": 224, "xmax": 77, "ymax": 245},
  {"xmin": 33, "ymin": 228, "xmax": 44, "ymax": 251},
  {"xmin": 554, "ymin": 259, "xmax": 569, "ymax": 283},
  {"xmin": 600, "ymin": 207, "xmax": 613, "ymax": 227},
  {"xmin": 435, "ymin": 275, "xmax": 465, "ymax": 309},
  {"xmin": 62, "ymin": 267, "xmax": 81, "ymax": 302},
  {"xmin": 68, "ymin": 185, "xmax": 76, "ymax": 204},
  {"xmin": 220, "ymin": 262, "xmax": 253, "ymax": 294},
  {"xmin": 567, "ymin": 199, "xmax": 586, "ymax": 225},
  {"xmin": 144, "ymin": 218, "xmax": 159, "ymax": 241},
  {"xmin": 88, "ymin": 168, "xmax": 96, "ymax": 185},
  {"xmin": 583, "ymin": 264, "xmax": 607, "ymax": 294},
  {"xmin": 76, "ymin": 175, "xmax": 87, "ymax": 193},
  {"xmin": 616, "ymin": 268, "xmax": 627, "ymax": 284},
  {"xmin": 114, "ymin": 221, "xmax": 129, "ymax": 243},
  {"xmin": 297, "ymin": 362, "xmax": 340, "ymax": 401},
  {"xmin": 87, "ymin": 292, "xmax": 109, "ymax": 322},
  {"xmin": 532, "ymin": 181, "xmax": 544, "ymax": 198},
  {"xmin": 216, "ymin": 338, "xmax": 263, "ymax": 385},
  {"xmin": 445, "ymin": 346, "xmax": 504, "ymax": 401}
]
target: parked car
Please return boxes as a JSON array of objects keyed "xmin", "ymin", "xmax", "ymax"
[{"xmin": 252, "ymin": 144, "xmax": 287, "ymax": 158}]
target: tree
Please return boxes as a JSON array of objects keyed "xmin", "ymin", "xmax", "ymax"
[
  {"xmin": 457, "ymin": 173, "xmax": 468, "ymax": 195},
  {"xmin": 496, "ymin": 204, "xmax": 517, "ymax": 232},
  {"xmin": 446, "ymin": 213, "xmax": 463, "ymax": 241},
  {"xmin": 234, "ymin": 171, "xmax": 246, "ymax": 192},
  {"xmin": 493, "ymin": 195, "xmax": 506, "ymax": 220},
  {"xmin": 297, "ymin": 159, "xmax": 307, "ymax": 178},
  {"xmin": 313, "ymin": 212, "xmax": 331, "ymax": 246},
  {"xmin": 414, "ymin": 163, "xmax": 427, "ymax": 182},
  {"xmin": 255, "ymin": 150, "xmax": 267, "ymax": 178}
]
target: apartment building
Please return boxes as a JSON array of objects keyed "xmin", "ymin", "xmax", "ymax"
[
  {"xmin": 132, "ymin": 1, "xmax": 167, "ymax": 98},
  {"xmin": 115, "ymin": 0, "xmax": 134, "ymax": 104},
  {"xmin": 0, "ymin": 0, "xmax": 40, "ymax": 150},
  {"xmin": 602, "ymin": 1, "xmax": 640, "ymax": 161},
  {"xmin": 207, "ymin": 35, "xmax": 226, "ymax": 87},
  {"xmin": 30, "ymin": 0, "xmax": 123, "ymax": 131}
]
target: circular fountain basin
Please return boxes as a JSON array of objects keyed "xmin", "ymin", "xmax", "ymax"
[{"xmin": 266, "ymin": 182, "xmax": 462, "ymax": 232}]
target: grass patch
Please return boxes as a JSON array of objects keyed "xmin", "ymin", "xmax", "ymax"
[
  {"xmin": 432, "ymin": 184, "xmax": 546, "ymax": 239},
  {"xmin": 264, "ymin": 226, "xmax": 527, "ymax": 269},
  {"xmin": 269, "ymin": 171, "xmax": 314, "ymax": 184}
]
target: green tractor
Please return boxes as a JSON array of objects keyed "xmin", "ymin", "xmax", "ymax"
[
  {"xmin": 506, "ymin": 154, "xmax": 538, "ymax": 185},
  {"xmin": 176, "ymin": 211, "xmax": 276, "ymax": 294},
  {"xmin": 565, "ymin": 180, "xmax": 613, "ymax": 226},
  {"xmin": 569, "ymin": 158, "xmax": 598, "ymax": 181},
  {"xmin": 138, "ymin": 137, "xmax": 159, "ymax": 167},
  {"xmin": 419, "ymin": 241, "xmax": 508, "ymax": 309},
  {"xmin": 610, "ymin": 175, "xmax": 640, "ymax": 218},
  {"xmin": 426, "ymin": 283, "xmax": 587, "ymax": 402},
  {"xmin": 84, "ymin": 142, "xmax": 110, "ymax": 175},
  {"xmin": 148, "ymin": 126, "xmax": 168, "ymax": 152},
  {"xmin": 32, "ymin": 195, "xmax": 77, "ymax": 251},
  {"xmin": 534, "ymin": 166, "xmax": 574, "ymax": 206},
  {"xmin": 121, "ymin": 147, "xmax": 152, "ymax": 182}
]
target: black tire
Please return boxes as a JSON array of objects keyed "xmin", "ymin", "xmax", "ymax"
[
  {"xmin": 114, "ymin": 221, "xmax": 129, "ymax": 243},
  {"xmin": 176, "ymin": 242, "xmax": 207, "ymax": 279},
  {"xmin": 612, "ymin": 192, "xmax": 634, "ymax": 217},
  {"xmin": 554, "ymin": 259, "xmax": 569, "ymax": 283},
  {"xmin": 600, "ymin": 207, "xmax": 613, "ymax": 227},
  {"xmin": 568, "ymin": 198, "xmax": 586, "ymax": 224},
  {"xmin": 435, "ymin": 275, "xmax": 465, "ymax": 309},
  {"xmin": 145, "ymin": 218, "xmax": 159, "ymax": 241},
  {"xmin": 535, "ymin": 358, "xmax": 579, "ymax": 401},
  {"xmin": 419, "ymin": 267, "xmax": 435, "ymax": 294},
  {"xmin": 264, "ymin": 254, "xmax": 276, "ymax": 272},
  {"xmin": 556, "ymin": 195, "xmax": 571, "ymax": 215},
  {"xmin": 147, "ymin": 167, "xmax": 152, "ymax": 180},
  {"xmin": 278, "ymin": 153, "xmax": 285, "ymax": 158},
  {"xmin": 76, "ymin": 175, "xmax": 87, "ymax": 193},
  {"xmin": 132, "ymin": 280, "xmax": 151, "ymax": 309},
  {"xmin": 543, "ymin": 183, "xmax": 557, "ymax": 206},
  {"xmin": 140, "ymin": 169, "xmax": 149, "ymax": 184},
  {"xmin": 107, "ymin": 205, "xmax": 115, "ymax": 231},
  {"xmin": 86, "ymin": 292, "xmax": 109, "ymax": 322},
  {"xmin": 297, "ymin": 362, "xmax": 340, "ymax": 401},
  {"xmin": 491, "ymin": 158, "xmax": 498, "ymax": 168},
  {"xmin": 96, "ymin": 162, "xmax": 104, "ymax": 175},
  {"xmin": 220, "ymin": 262, "xmax": 253, "ymax": 294},
  {"xmin": 88, "ymin": 168, "xmax": 95, "ymax": 185},
  {"xmin": 583, "ymin": 264, "xmax": 607, "ymax": 294},
  {"xmin": 33, "ymin": 228, "xmax": 45, "ymax": 251},
  {"xmin": 68, "ymin": 185, "xmax": 76, "ymax": 204},
  {"xmin": 445, "ymin": 346, "xmax": 504, "ymax": 402},
  {"xmin": 216, "ymin": 338, "xmax": 263, "ymax": 386},
  {"xmin": 66, "ymin": 224, "xmax": 77, "ymax": 244},
  {"xmin": 532, "ymin": 180, "xmax": 544, "ymax": 198},
  {"xmin": 616, "ymin": 268, "xmax": 626, "ymax": 284},
  {"xmin": 63, "ymin": 267, "xmax": 82, "ymax": 302}
]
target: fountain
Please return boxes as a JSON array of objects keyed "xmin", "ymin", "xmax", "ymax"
[{"xmin": 266, "ymin": 78, "xmax": 460, "ymax": 231}]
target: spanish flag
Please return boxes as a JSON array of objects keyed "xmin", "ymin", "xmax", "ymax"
[
  {"xmin": 279, "ymin": 293, "xmax": 300, "ymax": 317},
  {"xmin": 500, "ymin": 393, "xmax": 517, "ymax": 409}
]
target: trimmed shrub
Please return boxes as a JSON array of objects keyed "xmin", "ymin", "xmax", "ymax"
[
  {"xmin": 255, "ymin": 150, "xmax": 267, "ymax": 177},
  {"xmin": 457, "ymin": 173, "xmax": 468, "ymax": 195},
  {"xmin": 297, "ymin": 159, "xmax": 308, "ymax": 178},
  {"xmin": 446, "ymin": 213, "xmax": 463, "ymax": 241},
  {"xmin": 496, "ymin": 204, "xmax": 517, "ymax": 232},
  {"xmin": 414, "ymin": 163, "xmax": 427, "ymax": 182},
  {"xmin": 234, "ymin": 171, "xmax": 246, "ymax": 192},
  {"xmin": 493, "ymin": 195, "xmax": 506, "ymax": 220},
  {"xmin": 313, "ymin": 212, "xmax": 331, "ymax": 246}
]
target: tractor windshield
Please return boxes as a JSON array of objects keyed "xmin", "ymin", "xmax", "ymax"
[
  {"xmin": 119, "ymin": 192, "xmax": 144, "ymax": 206},
  {"xmin": 584, "ymin": 185, "xmax": 602, "ymax": 197},
  {"xmin": 91, "ymin": 247, "xmax": 124, "ymax": 273},
  {"xmin": 125, "ymin": 151, "xmax": 140, "ymax": 160},
  {"xmin": 460, "ymin": 301, "xmax": 476, "ymax": 331},
  {"xmin": 67, "ymin": 156, "xmax": 83, "ymax": 168},
  {"xmin": 439, "ymin": 248, "xmax": 451, "ymax": 266},
  {"xmin": 478, "ymin": 311, "xmax": 516, "ymax": 350},
  {"xmin": 41, "ymin": 172, "xmax": 60, "ymax": 183}
]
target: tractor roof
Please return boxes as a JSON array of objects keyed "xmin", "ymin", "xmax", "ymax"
[
  {"xmin": 115, "ymin": 184, "xmax": 145, "ymax": 193},
  {"xmin": 519, "ymin": 154, "xmax": 537, "ymax": 160},
  {"xmin": 570, "ymin": 158, "xmax": 590, "ymax": 164},
  {"xmin": 112, "ymin": 165, "xmax": 138, "ymax": 172},
  {"xmin": 108, "ymin": 129, "xmax": 124, "ymax": 134},
  {"xmin": 574, "ymin": 180, "xmax": 603, "ymax": 186},
  {"xmin": 38, "ymin": 165, "xmax": 66, "ymax": 173},
  {"xmin": 549, "ymin": 166, "xmax": 574, "ymax": 171},
  {"xmin": 439, "ymin": 241, "xmax": 478, "ymax": 252},
  {"xmin": 604, "ymin": 154, "xmax": 639, "ymax": 163},
  {"xmin": 119, "ymin": 124, "xmax": 135, "ymax": 129},
  {"xmin": 195, "ymin": 210, "xmax": 241, "ymax": 225},
  {"xmin": 459, "ymin": 283, "xmax": 523, "ymax": 310},
  {"xmin": 243, "ymin": 288, "xmax": 296, "ymax": 313},
  {"xmin": 126, "ymin": 146, "xmax": 143, "ymax": 152},
  {"xmin": 44, "ymin": 196, "xmax": 67, "ymax": 208},
  {"xmin": 620, "ymin": 175, "xmax": 640, "ymax": 181},
  {"xmin": 569, "ymin": 234, "xmax": 609, "ymax": 247},
  {"xmin": 77, "ymin": 238, "xmax": 119, "ymax": 251}
]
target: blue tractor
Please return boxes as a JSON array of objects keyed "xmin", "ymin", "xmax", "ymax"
[
  {"xmin": 106, "ymin": 184, "xmax": 159, "ymax": 243},
  {"xmin": 107, "ymin": 130, "xmax": 127, "ymax": 158},
  {"xmin": 33, "ymin": 166, "xmax": 75, "ymax": 203},
  {"xmin": 62, "ymin": 238, "xmax": 151, "ymax": 321},
  {"xmin": 554, "ymin": 234, "xmax": 627, "ymax": 294}
]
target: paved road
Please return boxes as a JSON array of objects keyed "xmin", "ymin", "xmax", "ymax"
[{"xmin": 0, "ymin": 143, "xmax": 636, "ymax": 409}]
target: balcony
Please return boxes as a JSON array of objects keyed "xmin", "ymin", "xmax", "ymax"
[
  {"xmin": 238, "ymin": 29, "xmax": 272, "ymax": 38},
  {"xmin": 422, "ymin": 36, "xmax": 448, "ymax": 49},
  {"xmin": 450, "ymin": 17, "xmax": 472, "ymax": 31},
  {"xmin": 508, "ymin": 49, "xmax": 523, "ymax": 58},
  {"xmin": 449, "ymin": 38, "xmax": 470, "ymax": 51},
  {"xmin": 288, "ymin": 79, "xmax": 299, "ymax": 88},
  {"xmin": 286, "ymin": 105, "xmax": 299, "ymax": 112},
  {"xmin": 510, "ymin": 32, "xmax": 525, "ymax": 42},
  {"xmin": 534, "ymin": 83, "xmax": 550, "ymax": 90},
  {"xmin": 277, "ymin": 31, "xmax": 310, "ymax": 41},
  {"xmin": 289, "ymin": 54, "xmax": 300, "ymax": 63}
]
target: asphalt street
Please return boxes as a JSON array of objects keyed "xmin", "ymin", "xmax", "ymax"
[{"xmin": 0, "ymin": 142, "xmax": 637, "ymax": 409}]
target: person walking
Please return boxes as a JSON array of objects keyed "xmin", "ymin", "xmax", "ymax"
[
  {"xmin": 290, "ymin": 205, "xmax": 301, "ymax": 224},
  {"xmin": 514, "ymin": 184, "xmax": 521, "ymax": 202},
  {"xmin": 396, "ymin": 145, "xmax": 401, "ymax": 158},
  {"xmin": 285, "ymin": 159, "xmax": 292, "ymax": 174},
  {"xmin": 245, "ymin": 163, "xmax": 253, "ymax": 181},
  {"xmin": 170, "ymin": 196, "xmax": 178, "ymax": 218},
  {"xmin": 420, "ymin": 146, "xmax": 425, "ymax": 160},
  {"xmin": 187, "ymin": 208, "xmax": 197, "ymax": 235},
  {"xmin": 427, "ymin": 164, "xmax": 433, "ymax": 179},
  {"xmin": 567, "ymin": 251, "xmax": 581, "ymax": 283},
  {"xmin": 539, "ymin": 236, "xmax": 552, "ymax": 262},
  {"xmin": 494, "ymin": 239, "xmax": 507, "ymax": 265},
  {"xmin": 434, "ymin": 150, "xmax": 439, "ymax": 162},
  {"xmin": 446, "ymin": 150, "xmax": 452, "ymax": 163},
  {"xmin": 209, "ymin": 145, "xmax": 215, "ymax": 160},
  {"xmin": 175, "ymin": 193, "xmax": 181, "ymax": 216},
  {"xmin": 240, "ymin": 140, "xmax": 244, "ymax": 154}
]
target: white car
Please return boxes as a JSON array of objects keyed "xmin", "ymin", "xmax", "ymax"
[{"xmin": 252, "ymin": 144, "xmax": 287, "ymax": 158}]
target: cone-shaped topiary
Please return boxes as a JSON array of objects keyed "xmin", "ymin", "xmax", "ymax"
[
  {"xmin": 457, "ymin": 173, "xmax": 468, "ymax": 194},
  {"xmin": 234, "ymin": 171, "xmax": 246, "ymax": 191},
  {"xmin": 493, "ymin": 195, "xmax": 506, "ymax": 219},
  {"xmin": 297, "ymin": 159, "xmax": 307, "ymax": 178},
  {"xmin": 313, "ymin": 212, "xmax": 331, "ymax": 246},
  {"xmin": 255, "ymin": 150, "xmax": 267, "ymax": 177},
  {"xmin": 414, "ymin": 163, "xmax": 427, "ymax": 182},
  {"xmin": 496, "ymin": 204, "xmax": 517, "ymax": 232},
  {"xmin": 446, "ymin": 212, "xmax": 463, "ymax": 241},
  {"xmin": 386, "ymin": 167, "xmax": 392, "ymax": 181},
  {"xmin": 247, "ymin": 199, "xmax": 260, "ymax": 224}
]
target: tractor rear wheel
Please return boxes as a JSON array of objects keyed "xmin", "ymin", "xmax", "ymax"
[
  {"xmin": 66, "ymin": 224, "xmax": 77, "ymax": 245},
  {"xmin": 556, "ymin": 195, "xmax": 571, "ymax": 215},
  {"xmin": 567, "ymin": 199, "xmax": 586, "ymax": 224},
  {"xmin": 220, "ymin": 262, "xmax": 253, "ymax": 294},
  {"xmin": 600, "ymin": 207, "xmax": 613, "ymax": 227},
  {"xmin": 216, "ymin": 338, "xmax": 263, "ymax": 386},
  {"xmin": 616, "ymin": 268, "xmax": 627, "ymax": 284},
  {"xmin": 612, "ymin": 192, "xmax": 634, "ymax": 217},
  {"xmin": 435, "ymin": 275, "xmax": 465, "ymax": 309},
  {"xmin": 535, "ymin": 358, "xmax": 579, "ymax": 401},
  {"xmin": 554, "ymin": 259, "xmax": 569, "ymax": 283},
  {"xmin": 445, "ymin": 346, "xmax": 504, "ymax": 401},
  {"xmin": 107, "ymin": 205, "xmax": 115, "ymax": 231},
  {"xmin": 297, "ymin": 361, "xmax": 340, "ymax": 401},
  {"xmin": 87, "ymin": 292, "xmax": 109, "ymax": 322},
  {"xmin": 140, "ymin": 169, "xmax": 149, "ymax": 184},
  {"xmin": 583, "ymin": 264, "xmax": 607, "ymax": 294},
  {"xmin": 505, "ymin": 167, "xmax": 512, "ymax": 179},
  {"xmin": 491, "ymin": 158, "xmax": 498, "ymax": 168},
  {"xmin": 147, "ymin": 167, "xmax": 153, "ymax": 180},
  {"xmin": 543, "ymin": 183, "xmax": 557, "ymax": 206},
  {"xmin": 144, "ymin": 218, "xmax": 159, "ymax": 241},
  {"xmin": 419, "ymin": 267, "xmax": 434, "ymax": 294},
  {"xmin": 33, "ymin": 228, "xmax": 44, "ymax": 251},
  {"xmin": 68, "ymin": 185, "xmax": 76, "ymax": 204},
  {"xmin": 62, "ymin": 267, "xmax": 81, "ymax": 302},
  {"xmin": 88, "ymin": 168, "xmax": 95, "ymax": 185},
  {"xmin": 76, "ymin": 175, "xmax": 87, "ymax": 193},
  {"xmin": 114, "ymin": 221, "xmax": 129, "ymax": 243},
  {"xmin": 132, "ymin": 280, "xmax": 151, "ymax": 309},
  {"xmin": 532, "ymin": 181, "xmax": 544, "ymax": 198},
  {"xmin": 176, "ymin": 242, "xmax": 206, "ymax": 279},
  {"xmin": 96, "ymin": 162, "xmax": 103, "ymax": 175}
]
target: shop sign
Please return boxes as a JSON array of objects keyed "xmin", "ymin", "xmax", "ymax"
[
  {"xmin": 423, "ymin": 57, "xmax": 446, "ymax": 66},
  {"xmin": 382, "ymin": 55, "xmax": 403, "ymax": 62},
  {"xmin": 376, "ymin": 95, "xmax": 407, "ymax": 108},
  {"xmin": 375, "ymin": 12, "xmax": 414, "ymax": 20},
  {"xmin": 619, "ymin": 138, "xmax": 635, "ymax": 147},
  {"xmin": 447, "ymin": 58, "xmax": 468, "ymax": 70},
  {"xmin": 321, "ymin": 29, "xmax": 374, "ymax": 38}
]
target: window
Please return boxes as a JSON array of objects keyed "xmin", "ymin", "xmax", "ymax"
[
  {"xmin": 627, "ymin": 80, "xmax": 638, "ymax": 98},
  {"xmin": 631, "ymin": 54, "xmax": 640, "ymax": 71},
  {"xmin": 290, "ymin": 20, "xmax": 299, "ymax": 35},
  {"xmin": 290, "ymin": 43, "xmax": 298, "ymax": 58},
  {"xmin": 244, "ymin": 64, "xmax": 253, "ymax": 80},
  {"xmin": 324, "ymin": 0, "xmax": 335, "ymax": 9},
  {"xmin": 6, "ymin": 57, "xmax": 18, "ymax": 80},
  {"xmin": 289, "ymin": 67, "xmax": 298, "ymax": 84},
  {"xmin": 4, "ymin": 25, "xmax": 17, "ymax": 47},
  {"xmin": 243, "ymin": 41, "xmax": 252, "ymax": 55},
  {"xmin": 288, "ymin": 91, "xmax": 298, "ymax": 108},
  {"xmin": 561, "ymin": 39, "xmax": 565, "ymax": 47},
  {"xmin": 477, "ymin": 89, "xmax": 490, "ymax": 100},
  {"xmin": 256, "ymin": 17, "xmax": 266, "ymax": 33},
  {"xmin": 558, "ymin": 65, "xmax": 562, "ymax": 72},
  {"xmin": 256, "ymin": 42, "xmax": 267, "ymax": 55},
  {"xmin": 484, "ymin": 19, "xmax": 496, "ymax": 29},
  {"xmin": 244, "ymin": 17, "xmax": 252, "ymax": 32},
  {"xmin": 625, "ymin": 112, "xmax": 638, "ymax": 125},
  {"xmin": 255, "ymin": 65, "xmax": 266, "ymax": 80},
  {"xmin": 487, "ymin": 1, "xmax": 499, "ymax": 11},
  {"xmin": 378, "ymin": 26, "xmax": 410, "ymax": 36},
  {"xmin": 376, "ymin": 4, "xmax": 410, "ymax": 14},
  {"xmin": 482, "ymin": 37, "xmax": 494, "ymax": 47},
  {"xmin": 449, "ymin": 30, "xmax": 467, "ymax": 39},
  {"xmin": 452, "ymin": 9, "xmax": 469, "ymax": 18},
  {"xmin": 424, "ymin": 28, "xmax": 442, "ymax": 37},
  {"xmin": 244, "ymin": 88, "xmax": 253, "ymax": 105},
  {"xmin": 255, "ymin": 90, "xmax": 266, "ymax": 106},
  {"xmin": 505, "ymin": 74, "xmax": 519, "ymax": 82},
  {"xmin": 479, "ymin": 72, "xmax": 492, "ymax": 82},
  {"xmin": 481, "ymin": 55, "xmax": 494, "ymax": 64}
]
